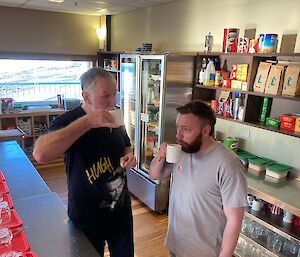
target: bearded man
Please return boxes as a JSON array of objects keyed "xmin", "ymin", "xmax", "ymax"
[{"xmin": 149, "ymin": 100, "xmax": 247, "ymax": 257}]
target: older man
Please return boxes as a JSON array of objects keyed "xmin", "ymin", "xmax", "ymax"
[{"xmin": 33, "ymin": 67, "xmax": 136, "ymax": 257}]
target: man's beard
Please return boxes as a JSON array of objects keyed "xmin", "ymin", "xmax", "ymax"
[{"xmin": 178, "ymin": 133, "xmax": 203, "ymax": 153}]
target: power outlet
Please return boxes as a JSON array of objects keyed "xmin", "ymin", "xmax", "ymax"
[{"xmin": 240, "ymin": 129, "xmax": 250, "ymax": 138}]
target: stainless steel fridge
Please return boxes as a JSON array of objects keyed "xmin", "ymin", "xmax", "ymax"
[{"xmin": 120, "ymin": 53, "xmax": 194, "ymax": 212}]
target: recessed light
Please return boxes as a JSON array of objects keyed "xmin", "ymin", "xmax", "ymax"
[{"xmin": 49, "ymin": 0, "xmax": 64, "ymax": 3}]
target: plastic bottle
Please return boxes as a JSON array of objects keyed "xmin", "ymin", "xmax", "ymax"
[
  {"xmin": 204, "ymin": 59, "xmax": 215, "ymax": 86},
  {"xmin": 198, "ymin": 58, "xmax": 207, "ymax": 84},
  {"xmin": 205, "ymin": 32, "xmax": 213, "ymax": 53}
]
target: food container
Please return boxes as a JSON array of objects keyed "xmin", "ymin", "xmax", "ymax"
[
  {"xmin": 265, "ymin": 163, "xmax": 290, "ymax": 179},
  {"xmin": 236, "ymin": 151, "xmax": 256, "ymax": 167},
  {"xmin": 266, "ymin": 117, "xmax": 279, "ymax": 128},
  {"xmin": 248, "ymin": 157, "xmax": 273, "ymax": 174},
  {"xmin": 223, "ymin": 137, "xmax": 239, "ymax": 152},
  {"xmin": 280, "ymin": 114, "xmax": 298, "ymax": 131},
  {"xmin": 249, "ymin": 39, "xmax": 258, "ymax": 53},
  {"xmin": 237, "ymin": 37, "xmax": 250, "ymax": 53},
  {"xmin": 223, "ymin": 28, "xmax": 239, "ymax": 53},
  {"xmin": 258, "ymin": 34, "xmax": 278, "ymax": 53}
]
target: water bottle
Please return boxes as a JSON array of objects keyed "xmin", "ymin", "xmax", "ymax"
[
  {"xmin": 198, "ymin": 58, "xmax": 207, "ymax": 84},
  {"xmin": 204, "ymin": 59, "xmax": 215, "ymax": 86},
  {"xmin": 205, "ymin": 32, "xmax": 213, "ymax": 53}
]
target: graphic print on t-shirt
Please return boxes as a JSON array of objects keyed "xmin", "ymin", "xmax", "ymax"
[{"xmin": 85, "ymin": 155, "xmax": 127, "ymax": 210}]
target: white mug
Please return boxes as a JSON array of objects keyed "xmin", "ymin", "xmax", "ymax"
[
  {"xmin": 166, "ymin": 144, "xmax": 182, "ymax": 164},
  {"xmin": 247, "ymin": 195, "xmax": 254, "ymax": 208},
  {"xmin": 109, "ymin": 109, "xmax": 124, "ymax": 127},
  {"xmin": 283, "ymin": 211, "xmax": 294, "ymax": 223},
  {"xmin": 252, "ymin": 199, "xmax": 263, "ymax": 211}
]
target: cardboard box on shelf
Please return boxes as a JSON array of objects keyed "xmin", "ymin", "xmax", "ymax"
[
  {"xmin": 282, "ymin": 64, "xmax": 300, "ymax": 96},
  {"xmin": 280, "ymin": 114, "xmax": 300, "ymax": 131},
  {"xmin": 264, "ymin": 65, "xmax": 285, "ymax": 95},
  {"xmin": 253, "ymin": 62, "xmax": 272, "ymax": 92}
]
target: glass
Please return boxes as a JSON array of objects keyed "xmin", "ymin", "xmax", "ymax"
[
  {"xmin": 120, "ymin": 56, "xmax": 138, "ymax": 156},
  {"xmin": 282, "ymin": 239, "xmax": 298, "ymax": 255},
  {"xmin": 251, "ymin": 247, "xmax": 261, "ymax": 257},
  {"xmin": 0, "ymin": 201, "xmax": 11, "ymax": 224},
  {"xmin": 0, "ymin": 228, "xmax": 13, "ymax": 253},
  {"xmin": 139, "ymin": 58, "xmax": 162, "ymax": 173},
  {"xmin": 272, "ymin": 235, "xmax": 283, "ymax": 253},
  {"xmin": 0, "ymin": 251, "xmax": 24, "ymax": 257}
]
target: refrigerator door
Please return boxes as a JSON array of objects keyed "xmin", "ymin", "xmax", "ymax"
[
  {"xmin": 120, "ymin": 55, "xmax": 139, "ymax": 157},
  {"xmin": 137, "ymin": 55, "xmax": 165, "ymax": 178}
]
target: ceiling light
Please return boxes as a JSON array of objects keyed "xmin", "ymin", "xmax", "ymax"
[{"xmin": 49, "ymin": 0, "xmax": 64, "ymax": 3}]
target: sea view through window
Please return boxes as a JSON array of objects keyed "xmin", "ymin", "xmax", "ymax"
[{"xmin": 0, "ymin": 59, "xmax": 93, "ymax": 104}]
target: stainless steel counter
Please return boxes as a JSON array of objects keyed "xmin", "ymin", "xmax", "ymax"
[
  {"xmin": 0, "ymin": 140, "xmax": 99, "ymax": 257},
  {"xmin": 0, "ymin": 140, "xmax": 50, "ymax": 200},
  {"xmin": 246, "ymin": 172, "xmax": 300, "ymax": 217},
  {"xmin": 14, "ymin": 193, "xmax": 99, "ymax": 257}
]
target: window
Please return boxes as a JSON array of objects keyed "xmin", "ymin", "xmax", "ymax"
[{"xmin": 0, "ymin": 59, "xmax": 93, "ymax": 104}]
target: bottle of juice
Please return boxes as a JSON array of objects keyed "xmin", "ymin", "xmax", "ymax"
[{"xmin": 204, "ymin": 59, "xmax": 215, "ymax": 86}]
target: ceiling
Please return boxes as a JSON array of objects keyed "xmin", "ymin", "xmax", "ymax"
[{"xmin": 0, "ymin": 0, "xmax": 177, "ymax": 15}]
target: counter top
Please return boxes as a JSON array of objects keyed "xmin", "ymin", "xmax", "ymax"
[
  {"xmin": 0, "ymin": 141, "xmax": 50, "ymax": 200},
  {"xmin": 246, "ymin": 172, "xmax": 300, "ymax": 217},
  {"xmin": 0, "ymin": 140, "xmax": 99, "ymax": 256},
  {"xmin": 14, "ymin": 193, "xmax": 99, "ymax": 257}
]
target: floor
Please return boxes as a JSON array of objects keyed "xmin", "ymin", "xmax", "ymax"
[{"xmin": 36, "ymin": 164, "xmax": 169, "ymax": 257}]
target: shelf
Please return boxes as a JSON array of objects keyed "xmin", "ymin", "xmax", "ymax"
[
  {"xmin": 196, "ymin": 52, "xmax": 300, "ymax": 57},
  {"xmin": 244, "ymin": 121, "xmax": 300, "ymax": 138},
  {"xmin": 247, "ymin": 91, "xmax": 300, "ymax": 102},
  {"xmin": 245, "ymin": 210, "xmax": 300, "ymax": 243},
  {"xmin": 246, "ymin": 172, "xmax": 300, "ymax": 217},
  {"xmin": 216, "ymin": 115, "xmax": 244, "ymax": 124},
  {"xmin": 0, "ymin": 109, "xmax": 66, "ymax": 118},
  {"xmin": 238, "ymin": 233, "xmax": 284, "ymax": 257},
  {"xmin": 195, "ymin": 84, "xmax": 300, "ymax": 102},
  {"xmin": 104, "ymin": 68, "xmax": 120, "ymax": 73},
  {"xmin": 195, "ymin": 84, "xmax": 248, "ymax": 93}
]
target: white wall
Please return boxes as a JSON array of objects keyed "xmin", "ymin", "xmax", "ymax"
[
  {"xmin": 215, "ymin": 119, "xmax": 300, "ymax": 176},
  {"xmin": 111, "ymin": 0, "xmax": 300, "ymax": 53},
  {"xmin": 111, "ymin": 0, "xmax": 300, "ymax": 175},
  {"xmin": 0, "ymin": 6, "xmax": 99, "ymax": 55}
]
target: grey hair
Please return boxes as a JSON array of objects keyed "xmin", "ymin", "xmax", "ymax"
[{"xmin": 80, "ymin": 67, "xmax": 116, "ymax": 92}]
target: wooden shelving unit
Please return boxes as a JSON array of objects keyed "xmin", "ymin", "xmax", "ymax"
[
  {"xmin": 97, "ymin": 51, "xmax": 124, "ymax": 108},
  {"xmin": 193, "ymin": 52, "xmax": 300, "ymax": 257}
]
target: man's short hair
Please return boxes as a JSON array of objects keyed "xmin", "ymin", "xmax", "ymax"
[
  {"xmin": 80, "ymin": 67, "xmax": 116, "ymax": 91},
  {"xmin": 176, "ymin": 100, "xmax": 216, "ymax": 136}
]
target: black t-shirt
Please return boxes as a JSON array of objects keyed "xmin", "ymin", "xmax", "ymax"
[{"xmin": 49, "ymin": 106, "xmax": 132, "ymax": 224}]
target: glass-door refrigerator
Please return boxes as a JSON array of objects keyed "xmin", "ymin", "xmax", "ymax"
[{"xmin": 120, "ymin": 53, "xmax": 194, "ymax": 212}]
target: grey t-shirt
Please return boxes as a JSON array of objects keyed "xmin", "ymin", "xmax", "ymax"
[{"xmin": 165, "ymin": 142, "xmax": 248, "ymax": 257}]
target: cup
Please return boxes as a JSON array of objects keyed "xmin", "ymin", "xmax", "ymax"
[
  {"xmin": 283, "ymin": 210, "xmax": 294, "ymax": 223},
  {"xmin": 109, "ymin": 109, "xmax": 124, "ymax": 127},
  {"xmin": 0, "ymin": 228, "xmax": 12, "ymax": 253},
  {"xmin": 166, "ymin": 144, "xmax": 182, "ymax": 163},
  {"xmin": 0, "ymin": 201, "xmax": 11, "ymax": 224},
  {"xmin": 0, "ymin": 251, "xmax": 24, "ymax": 257},
  {"xmin": 247, "ymin": 195, "xmax": 254, "ymax": 208},
  {"xmin": 252, "ymin": 199, "xmax": 263, "ymax": 212}
]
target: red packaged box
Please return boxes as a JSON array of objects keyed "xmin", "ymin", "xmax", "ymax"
[
  {"xmin": 280, "ymin": 114, "xmax": 297, "ymax": 131},
  {"xmin": 237, "ymin": 37, "xmax": 250, "ymax": 53},
  {"xmin": 223, "ymin": 28, "xmax": 239, "ymax": 53},
  {"xmin": 231, "ymin": 64, "xmax": 237, "ymax": 79}
]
